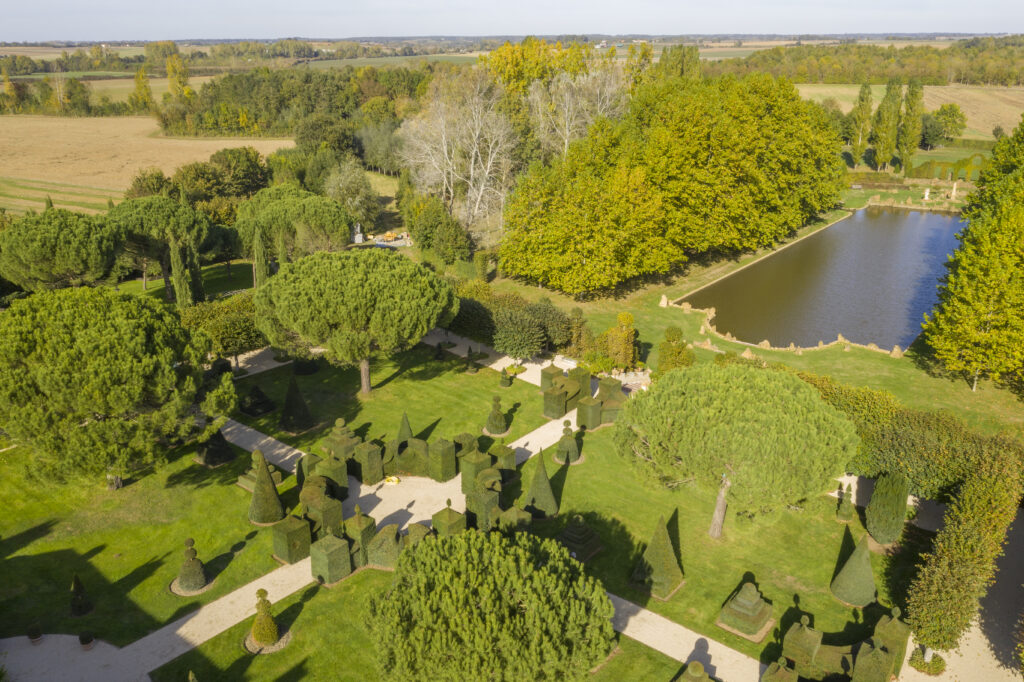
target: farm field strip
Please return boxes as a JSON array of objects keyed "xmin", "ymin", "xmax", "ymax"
[{"xmin": 0, "ymin": 176, "xmax": 122, "ymax": 214}]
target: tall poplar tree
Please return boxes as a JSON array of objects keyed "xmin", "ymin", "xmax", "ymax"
[
  {"xmin": 849, "ymin": 84, "xmax": 874, "ymax": 168},
  {"xmin": 871, "ymin": 79, "xmax": 902, "ymax": 172},
  {"xmin": 897, "ymin": 80, "xmax": 924, "ymax": 173},
  {"xmin": 127, "ymin": 66, "xmax": 155, "ymax": 113}
]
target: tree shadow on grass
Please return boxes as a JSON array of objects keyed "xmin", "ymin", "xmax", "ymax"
[
  {"xmin": 760, "ymin": 594, "xmax": 814, "ymax": 665},
  {"xmin": 164, "ymin": 447, "xmax": 251, "ymax": 490},
  {"xmin": 504, "ymin": 402, "xmax": 521, "ymax": 429},
  {"xmin": 0, "ymin": 520, "xmax": 56, "ymax": 559},
  {"xmin": 206, "ymin": 530, "xmax": 259, "ymax": 581},
  {"xmin": 883, "ymin": 524, "xmax": 934, "ymax": 612},
  {"xmin": 830, "ymin": 526, "xmax": 858, "ymax": 583},
  {"xmin": 415, "ymin": 418, "xmax": 442, "ymax": 442},
  {"xmin": 572, "ymin": 512, "xmax": 646, "ymax": 606},
  {"xmin": 549, "ymin": 458, "xmax": 571, "ymax": 509}
]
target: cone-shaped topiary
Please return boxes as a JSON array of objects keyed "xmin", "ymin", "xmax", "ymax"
[
  {"xmin": 397, "ymin": 412, "xmax": 413, "ymax": 445},
  {"xmin": 178, "ymin": 538, "xmax": 207, "ymax": 592},
  {"xmin": 279, "ymin": 376, "xmax": 314, "ymax": 433},
  {"xmin": 632, "ymin": 515, "xmax": 684, "ymax": 599},
  {"xmin": 485, "ymin": 396, "xmax": 508, "ymax": 435},
  {"xmin": 523, "ymin": 455, "xmax": 558, "ymax": 518},
  {"xmin": 70, "ymin": 573, "xmax": 92, "ymax": 616},
  {"xmin": 866, "ymin": 472, "xmax": 909, "ymax": 546},
  {"xmin": 837, "ymin": 484, "xmax": 854, "ymax": 523},
  {"xmin": 251, "ymin": 588, "xmax": 279, "ymax": 646},
  {"xmin": 831, "ymin": 535, "xmax": 876, "ymax": 607},
  {"xmin": 248, "ymin": 450, "xmax": 285, "ymax": 525}
]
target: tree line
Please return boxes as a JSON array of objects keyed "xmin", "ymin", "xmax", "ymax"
[{"xmin": 704, "ymin": 35, "xmax": 1024, "ymax": 86}]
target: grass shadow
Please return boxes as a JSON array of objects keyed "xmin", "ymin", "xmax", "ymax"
[
  {"xmin": 206, "ymin": 530, "xmax": 259, "ymax": 581},
  {"xmin": 0, "ymin": 520, "xmax": 56, "ymax": 559},
  {"xmin": 760, "ymin": 593, "xmax": 814, "ymax": 664}
]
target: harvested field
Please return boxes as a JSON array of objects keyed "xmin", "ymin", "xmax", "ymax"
[
  {"xmin": 798, "ymin": 83, "xmax": 1024, "ymax": 139},
  {"xmin": 0, "ymin": 115, "xmax": 292, "ymax": 189},
  {"xmin": 86, "ymin": 75, "xmax": 216, "ymax": 102}
]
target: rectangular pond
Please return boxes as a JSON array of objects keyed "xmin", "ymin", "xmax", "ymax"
[{"xmin": 683, "ymin": 207, "xmax": 964, "ymax": 349}]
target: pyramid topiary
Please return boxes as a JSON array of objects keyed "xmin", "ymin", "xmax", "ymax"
[
  {"xmin": 70, "ymin": 573, "xmax": 92, "ymax": 616},
  {"xmin": 555, "ymin": 420, "xmax": 580, "ymax": 464},
  {"xmin": 865, "ymin": 472, "xmax": 908, "ymax": 546},
  {"xmin": 239, "ymin": 384, "xmax": 275, "ymax": 417},
  {"xmin": 396, "ymin": 412, "xmax": 413, "ymax": 445},
  {"xmin": 279, "ymin": 376, "xmax": 314, "ymax": 433},
  {"xmin": 485, "ymin": 396, "xmax": 508, "ymax": 436},
  {"xmin": 248, "ymin": 450, "xmax": 285, "ymax": 525},
  {"xmin": 836, "ymin": 484, "xmax": 854, "ymax": 523},
  {"xmin": 178, "ymin": 538, "xmax": 207, "ymax": 592},
  {"xmin": 632, "ymin": 515, "xmax": 684, "ymax": 599},
  {"xmin": 830, "ymin": 535, "xmax": 876, "ymax": 607},
  {"xmin": 522, "ymin": 456, "xmax": 558, "ymax": 518},
  {"xmin": 251, "ymin": 588, "xmax": 279, "ymax": 646}
]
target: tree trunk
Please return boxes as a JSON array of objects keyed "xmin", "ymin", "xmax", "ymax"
[
  {"xmin": 142, "ymin": 257, "xmax": 148, "ymax": 291},
  {"xmin": 359, "ymin": 358, "xmax": 371, "ymax": 395},
  {"xmin": 159, "ymin": 253, "xmax": 175, "ymax": 302},
  {"xmin": 106, "ymin": 474, "xmax": 123, "ymax": 491},
  {"xmin": 224, "ymin": 258, "xmax": 231, "ymax": 276},
  {"xmin": 709, "ymin": 475, "xmax": 731, "ymax": 539},
  {"xmin": 972, "ymin": 369, "xmax": 979, "ymax": 392},
  {"xmin": 923, "ymin": 646, "xmax": 934, "ymax": 663}
]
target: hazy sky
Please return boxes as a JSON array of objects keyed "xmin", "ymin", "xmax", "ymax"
[{"xmin": 2, "ymin": 0, "xmax": 1019, "ymax": 42}]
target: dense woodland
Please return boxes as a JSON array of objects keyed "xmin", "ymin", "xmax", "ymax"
[{"xmin": 705, "ymin": 35, "xmax": 1024, "ymax": 85}]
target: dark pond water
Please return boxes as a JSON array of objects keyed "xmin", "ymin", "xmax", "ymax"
[{"xmin": 683, "ymin": 207, "xmax": 964, "ymax": 349}]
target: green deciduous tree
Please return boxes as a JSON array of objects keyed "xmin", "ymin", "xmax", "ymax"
[
  {"xmin": 602, "ymin": 312, "xmax": 638, "ymax": 370},
  {"xmin": 849, "ymin": 84, "xmax": 874, "ymax": 167},
  {"xmin": 254, "ymin": 249, "xmax": 458, "ymax": 394},
  {"xmin": 322, "ymin": 156, "xmax": 380, "ymax": 229},
  {"xmin": 870, "ymin": 79, "xmax": 902, "ymax": 171},
  {"xmin": 865, "ymin": 472, "xmax": 909, "ymax": 545},
  {"xmin": 178, "ymin": 291, "xmax": 267, "ymax": 367},
  {"xmin": 0, "ymin": 287, "xmax": 235, "ymax": 482},
  {"xmin": 500, "ymin": 74, "xmax": 843, "ymax": 294},
  {"xmin": 907, "ymin": 458, "xmax": 1021, "ymax": 657},
  {"xmin": 369, "ymin": 530, "xmax": 614, "ymax": 681},
  {"xmin": 0, "ymin": 209, "xmax": 122, "ymax": 291},
  {"xmin": 615, "ymin": 364, "xmax": 858, "ymax": 530},
  {"xmin": 208, "ymin": 147, "xmax": 269, "ymax": 198},
  {"xmin": 897, "ymin": 80, "xmax": 924, "ymax": 171},
  {"xmin": 935, "ymin": 103, "xmax": 967, "ymax": 140},
  {"xmin": 656, "ymin": 326, "xmax": 695, "ymax": 375},
  {"xmin": 923, "ymin": 181, "xmax": 1024, "ymax": 390},
  {"xmin": 127, "ymin": 66, "xmax": 155, "ymax": 113}
]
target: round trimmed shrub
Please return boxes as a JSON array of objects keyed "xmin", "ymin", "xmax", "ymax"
[{"xmin": 369, "ymin": 530, "xmax": 614, "ymax": 680}]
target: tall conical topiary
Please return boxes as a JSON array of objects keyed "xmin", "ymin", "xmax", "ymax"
[
  {"xmin": 866, "ymin": 472, "xmax": 909, "ymax": 546},
  {"xmin": 485, "ymin": 396, "xmax": 508, "ymax": 435},
  {"xmin": 251, "ymin": 588, "xmax": 279, "ymax": 646},
  {"xmin": 178, "ymin": 538, "xmax": 207, "ymax": 592},
  {"xmin": 248, "ymin": 450, "xmax": 285, "ymax": 525},
  {"xmin": 279, "ymin": 375, "xmax": 314, "ymax": 433},
  {"xmin": 632, "ymin": 515, "xmax": 684, "ymax": 599},
  {"xmin": 523, "ymin": 456, "xmax": 558, "ymax": 518},
  {"xmin": 831, "ymin": 535, "xmax": 876, "ymax": 607},
  {"xmin": 837, "ymin": 483, "xmax": 854, "ymax": 523},
  {"xmin": 397, "ymin": 412, "xmax": 413, "ymax": 445},
  {"xmin": 70, "ymin": 573, "xmax": 92, "ymax": 616}
]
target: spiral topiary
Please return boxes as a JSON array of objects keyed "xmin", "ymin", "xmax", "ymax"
[{"xmin": 178, "ymin": 538, "xmax": 207, "ymax": 592}]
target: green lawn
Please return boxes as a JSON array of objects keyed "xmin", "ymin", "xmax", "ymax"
[
  {"xmin": 232, "ymin": 344, "xmax": 548, "ymax": 456},
  {"xmin": 507, "ymin": 428, "xmax": 929, "ymax": 664},
  {"xmin": 116, "ymin": 260, "xmax": 254, "ymax": 300},
  {"xmin": 150, "ymin": 565, "xmax": 683, "ymax": 681},
  {"xmin": 0, "ymin": 442, "xmax": 296, "ymax": 646}
]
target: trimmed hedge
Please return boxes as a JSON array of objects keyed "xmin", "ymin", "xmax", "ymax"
[{"xmin": 865, "ymin": 472, "xmax": 909, "ymax": 546}]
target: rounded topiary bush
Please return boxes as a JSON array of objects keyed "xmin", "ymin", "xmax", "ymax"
[
  {"xmin": 369, "ymin": 529, "xmax": 614, "ymax": 681},
  {"xmin": 908, "ymin": 649, "xmax": 946, "ymax": 676},
  {"xmin": 251, "ymin": 589, "xmax": 279, "ymax": 646}
]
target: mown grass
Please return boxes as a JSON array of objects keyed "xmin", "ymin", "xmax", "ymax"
[
  {"xmin": 0, "ymin": 442, "xmax": 295, "ymax": 646},
  {"xmin": 0, "ymin": 175, "xmax": 121, "ymax": 215},
  {"xmin": 231, "ymin": 344, "xmax": 547, "ymax": 456},
  {"xmin": 507, "ymin": 428, "xmax": 928, "ymax": 663},
  {"xmin": 365, "ymin": 170, "xmax": 402, "ymax": 233},
  {"xmin": 116, "ymin": 260, "xmax": 254, "ymax": 300}
]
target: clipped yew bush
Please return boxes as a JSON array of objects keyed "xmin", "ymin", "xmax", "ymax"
[
  {"xmin": 369, "ymin": 530, "xmax": 614, "ymax": 681},
  {"xmin": 865, "ymin": 472, "xmax": 909, "ymax": 546},
  {"xmin": 251, "ymin": 589, "xmax": 279, "ymax": 646}
]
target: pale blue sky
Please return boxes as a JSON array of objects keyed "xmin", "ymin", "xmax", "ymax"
[{"xmin": 2, "ymin": 0, "xmax": 1019, "ymax": 42}]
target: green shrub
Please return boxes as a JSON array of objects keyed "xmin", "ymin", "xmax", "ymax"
[
  {"xmin": 248, "ymin": 450, "xmax": 285, "ymax": 524},
  {"xmin": 907, "ymin": 649, "xmax": 946, "ymax": 676},
  {"xmin": 251, "ymin": 589, "xmax": 279, "ymax": 646},
  {"xmin": 279, "ymin": 376, "xmax": 314, "ymax": 433},
  {"xmin": 830, "ymin": 535, "xmax": 876, "ymax": 607},
  {"xmin": 522, "ymin": 456, "xmax": 558, "ymax": 518},
  {"xmin": 485, "ymin": 396, "xmax": 508, "ymax": 435},
  {"xmin": 656, "ymin": 326, "xmax": 695, "ymax": 374},
  {"xmin": 369, "ymin": 530, "xmax": 614, "ymax": 681},
  {"xmin": 632, "ymin": 515, "xmax": 684, "ymax": 599},
  {"xmin": 865, "ymin": 472, "xmax": 909, "ymax": 545},
  {"xmin": 907, "ymin": 457, "xmax": 1022, "ymax": 652},
  {"xmin": 178, "ymin": 539, "xmax": 207, "ymax": 592},
  {"xmin": 836, "ymin": 484, "xmax": 855, "ymax": 523}
]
